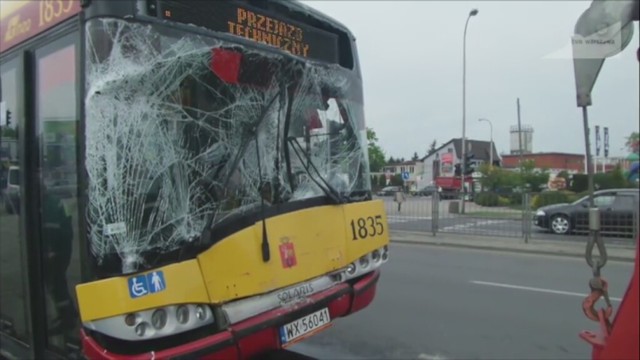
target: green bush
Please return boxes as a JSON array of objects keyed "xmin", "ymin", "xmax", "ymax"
[
  {"xmin": 570, "ymin": 174, "xmax": 588, "ymax": 192},
  {"xmin": 474, "ymin": 192, "xmax": 500, "ymax": 207},
  {"xmin": 532, "ymin": 190, "xmax": 576, "ymax": 209},
  {"xmin": 502, "ymin": 193, "xmax": 523, "ymax": 205},
  {"xmin": 498, "ymin": 196, "xmax": 511, "ymax": 206}
]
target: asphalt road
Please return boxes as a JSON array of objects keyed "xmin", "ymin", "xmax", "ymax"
[
  {"xmin": 381, "ymin": 196, "xmax": 637, "ymax": 244},
  {"xmin": 289, "ymin": 243, "xmax": 635, "ymax": 360}
]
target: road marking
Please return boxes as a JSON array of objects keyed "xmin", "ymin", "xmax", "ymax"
[
  {"xmin": 471, "ymin": 281, "xmax": 622, "ymax": 302},
  {"xmin": 417, "ymin": 354, "xmax": 447, "ymax": 360},
  {"xmin": 441, "ymin": 219, "xmax": 508, "ymax": 231},
  {"xmin": 387, "ymin": 216, "xmax": 431, "ymax": 223}
]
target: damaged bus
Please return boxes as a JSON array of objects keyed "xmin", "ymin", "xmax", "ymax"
[{"xmin": 0, "ymin": 0, "xmax": 389, "ymax": 358}]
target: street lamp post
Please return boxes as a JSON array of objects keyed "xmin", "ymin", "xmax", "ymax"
[
  {"xmin": 478, "ymin": 118, "xmax": 493, "ymax": 169},
  {"xmin": 461, "ymin": 8, "xmax": 478, "ymax": 214}
]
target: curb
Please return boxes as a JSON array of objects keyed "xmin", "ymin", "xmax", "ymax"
[{"xmin": 390, "ymin": 239, "xmax": 636, "ymax": 263}]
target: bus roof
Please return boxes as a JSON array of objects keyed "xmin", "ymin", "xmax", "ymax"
[{"xmin": 0, "ymin": 0, "xmax": 81, "ymax": 55}]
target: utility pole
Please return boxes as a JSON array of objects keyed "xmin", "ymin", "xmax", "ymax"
[{"xmin": 460, "ymin": 8, "xmax": 479, "ymax": 214}]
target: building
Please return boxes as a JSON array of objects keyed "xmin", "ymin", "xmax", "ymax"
[
  {"xmin": 380, "ymin": 160, "xmax": 423, "ymax": 188},
  {"xmin": 417, "ymin": 138, "xmax": 499, "ymax": 188},
  {"xmin": 501, "ymin": 152, "xmax": 585, "ymax": 174},
  {"xmin": 510, "ymin": 124, "xmax": 534, "ymax": 155},
  {"xmin": 592, "ymin": 155, "xmax": 637, "ymax": 174}
]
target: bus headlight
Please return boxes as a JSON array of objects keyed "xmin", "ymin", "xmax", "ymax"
[
  {"xmin": 176, "ymin": 305, "xmax": 190, "ymax": 324},
  {"xmin": 84, "ymin": 304, "xmax": 214, "ymax": 341},
  {"xmin": 151, "ymin": 309, "xmax": 167, "ymax": 329},
  {"xmin": 195, "ymin": 305, "xmax": 207, "ymax": 321},
  {"xmin": 135, "ymin": 322, "xmax": 148, "ymax": 337},
  {"xmin": 346, "ymin": 263, "xmax": 356, "ymax": 275},
  {"xmin": 359, "ymin": 255, "xmax": 370, "ymax": 269},
  {"xmin": 371, "ymin": 250, "xmax": 381, "ymax": 263},
  {"xmin": 340, "ymin": 246, "xmax": 389, "ymax": 281},
  {"xmin": 124, "ymin": 313, "xmax": 137, "ymax": 327}
]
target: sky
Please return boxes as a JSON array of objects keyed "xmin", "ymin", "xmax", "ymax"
[{"xmin": 302, "ymin": 0, "xmax": 640, "ymax": 160}]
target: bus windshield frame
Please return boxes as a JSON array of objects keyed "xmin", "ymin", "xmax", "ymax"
[{"xmin": 84, "ymin": 17, "xmax": 370, "ymax": 276}]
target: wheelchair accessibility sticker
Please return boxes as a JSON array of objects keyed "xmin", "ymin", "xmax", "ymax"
[{"xmin": 128, "ymin": 271, "xmax": 166, "ymax": 299}]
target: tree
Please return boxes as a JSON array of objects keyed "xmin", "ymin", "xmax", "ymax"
[
  {"xmin": 0, "ymin": 126, "xmax": 17, "ymax": 138},
  {"xmin": 478, "ymin": 164, "xmax": 520, "ymax": 191},
  {"xmin": 366, "ymin": 128, "xmax": 386, "ymax": 172},
  {"xmin": 625, "ymin": 131, "xmax": 639, "ymax": 154},
  {"xmin": 519, "ymin": 160, "xmax": 550, "ymax": 191},
  {"xmin": 378, "ymin": 175, "xmax": 387, "ymax": 187},
  {"xmin": 387, "ymin": 156, "xmax": 396, "ymax": 164},
  {"xmin": 411, "ymin": 152, "xmax": 419, "ymax": 161},
  {"xmin": 477, "ymin": 160, "xmax": 549, "ymax": 192},
  {"xmin": 426, "ymin": 140, "xmax": 437, "ymax": 157},
  {"xmin": 390, "ymin": 174, "xmax": 403, "ymax": 186}
]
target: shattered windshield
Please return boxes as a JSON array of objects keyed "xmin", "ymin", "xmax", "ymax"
[{"xmin": 84, "ymin": 19, "xmax": 370, "ymax": 274}]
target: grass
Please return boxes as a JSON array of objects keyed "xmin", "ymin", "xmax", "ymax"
[{"xmin": 508, "ymin": 204, "xmax": 531, "ymax": 211}]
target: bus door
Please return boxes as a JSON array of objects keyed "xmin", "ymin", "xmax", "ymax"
[
  {"xmin": 1, "ymin": 30, "xmax": 83, "ymax": 359},
  {"xmin": 33, "ymin": 32, "xmax": 83, "ymax": 356},
  {"xmin": 0, "ymin": 53, "xmax": 33, "ymax": 359}
]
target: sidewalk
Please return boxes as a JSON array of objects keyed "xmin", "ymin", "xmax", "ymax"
[{"xmin": 390, "ymin": 230, "xmax": 638, "ymax": 262}]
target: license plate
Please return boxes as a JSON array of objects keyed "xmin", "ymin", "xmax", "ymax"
[{"xmin": 279, "ymin": 308, "xmax": 331, "ymax": 347}]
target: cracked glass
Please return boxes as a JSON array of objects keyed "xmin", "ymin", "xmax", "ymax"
[{"xmin": 84, "ymin": 19, "xmax": 370, "ymax": 274}]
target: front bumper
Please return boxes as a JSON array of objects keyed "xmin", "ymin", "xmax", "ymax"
[
  {"xmin": 80, "ymin": 270, "xmax": 381, "ymax": 360},
  {"xmin": 533, "ymin": 215, "xmax": 549, "ymax": 229}
]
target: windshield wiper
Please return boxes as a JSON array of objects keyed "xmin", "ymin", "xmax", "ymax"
[
  {"xmin": 221, "ymin": 91, "xmax": 281, "ymax": 190},
  {"xmin": 281, "ymin": 80, "xmax": 346, "ymax": 204},
  {"xmin": 200, "ymin": 90, "xmax": 281, "ymax": 251},
  {"xmin": 287, "ymin": 137, "xmax": 346, "ymax": 204}
]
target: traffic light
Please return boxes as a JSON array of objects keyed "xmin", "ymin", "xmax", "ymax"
[
  {"xmin": 464, "ymin": 154, "xmax": 475, "ymax": 175},
  {"xmin": 5, "ymin": 110, "xmax": 11, "ymax": 127},
  {"xmin": 454, "ymin": 163, "xmax": 461, "ymax": 176}
]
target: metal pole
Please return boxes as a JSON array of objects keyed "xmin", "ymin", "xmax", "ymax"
[
  {"xmin": 461, "ymin": 8, "xmax": 478, "ymax": 214},
  {"xmin": 582, "ymin": 106, "xmax": 595, "ymax": 207},
  {"xmin": 517, "ymin": 98, "xmax": 523, "ymax": 163},
  {"xmin": 523, "ymin": 192, "xmax": 530, "ymax": 244},
  {"xmin": 489, "ymin": 122, "xmax": 493, "ymax": 168},
  {"xmin": 432, "ymin": 190, "xmax": 439, "ymax": 236}
]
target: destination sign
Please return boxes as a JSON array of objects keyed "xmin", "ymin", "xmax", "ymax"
[
  {"xmin": 159, "ymin": 0, "xmax": 339, "ymax": 64},
  {"xmin": 0, "ymin": 0, "xmax": 81, "ymax": 54}
]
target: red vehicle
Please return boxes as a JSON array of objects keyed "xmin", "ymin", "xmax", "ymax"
[{"xmin": 434, "ymin": 176, "xmax": 473, "ymax": 200}]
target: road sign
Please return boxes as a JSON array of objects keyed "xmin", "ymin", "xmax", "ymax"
[
  {"xmin": 402, "ymin": 171, "xmax": 410, "ymax": 181},
  {"xmin": 128, "ymin": 270, "xmax": 166, "ymax": 298}
]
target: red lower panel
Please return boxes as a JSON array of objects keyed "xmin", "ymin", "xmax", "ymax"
[
  {"xmin": 349, "ymin": 271, "xmax": 380, "ymax": 314},
  {"xmin": 82, "ymin": 270, "xmax": 381, "ymax": 360},
  {"xmin": 81, "ymin": 329, "xmax": 238, "ymax": 360}
]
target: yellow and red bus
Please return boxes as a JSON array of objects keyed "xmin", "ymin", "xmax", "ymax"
[{"xmin": 0, "ymin": 0, "xmax": 389, "ymax": 358}]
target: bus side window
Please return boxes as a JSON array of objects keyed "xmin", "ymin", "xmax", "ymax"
[
  {"xmin": 0, "ymin": 56, "xmax": 31, "ymax": 346},
  {"xmin": 35, "ymin": 34, "xmax": 81, "ymax": 351}
]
